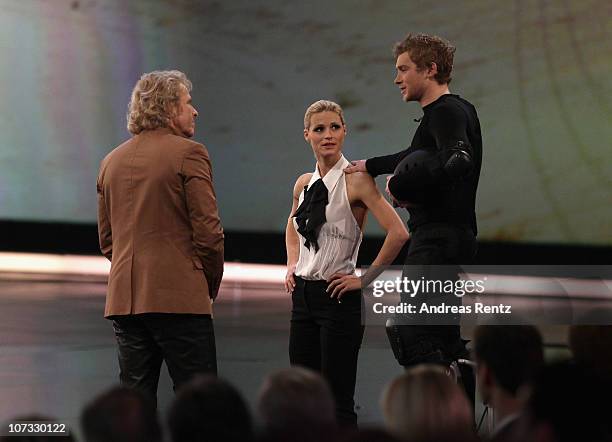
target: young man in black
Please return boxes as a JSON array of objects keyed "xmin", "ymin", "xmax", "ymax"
[{"xmin": 345, "ymin": 33, "xmax": 482, "ymax": 390}]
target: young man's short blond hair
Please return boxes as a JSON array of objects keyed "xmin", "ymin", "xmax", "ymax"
[{"xmin": 393, "ymin": 33, "xmax": 456, "ymax": 84}]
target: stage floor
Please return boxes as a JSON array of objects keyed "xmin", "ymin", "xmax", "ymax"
[{"xmin": 0, "ymin": 273, "xmax": 576, "ymax": 438}]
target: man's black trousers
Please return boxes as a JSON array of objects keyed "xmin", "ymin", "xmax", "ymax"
[
  {"xmin": 386, "ymin": 223, "xmax": 477, "ymax": 403},
  {"xmin": 112, "ymin": 313, "xmax": 217, "ymax": 406}
]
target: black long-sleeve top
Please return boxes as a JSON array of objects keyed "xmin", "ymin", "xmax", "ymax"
[{"xmin": 366, "ymin": 94, "xmax": 482, "ymax": 235}]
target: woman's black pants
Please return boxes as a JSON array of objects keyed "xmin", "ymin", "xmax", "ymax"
[{"xmin": 289, "ymin": 276, "xmax": 364, "ymax": 427}]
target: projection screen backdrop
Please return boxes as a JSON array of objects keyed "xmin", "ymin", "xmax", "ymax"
[{"xmin": 0, "ymin": 0, "xmax": 610, "ymax": 245}]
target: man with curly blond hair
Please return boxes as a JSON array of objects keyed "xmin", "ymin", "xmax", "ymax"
[{"xmin": 97, "ymin": 70, "xmax": 224, "ymax": 406}]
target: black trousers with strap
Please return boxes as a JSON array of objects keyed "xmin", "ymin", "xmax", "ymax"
[
  {"xmin": 289, "ymin": 277, "xmax": 365, "ymax": 427},
  {"xmin": 112, "ymin": 313, "xmax": 217, "ymax": 407},
  {"xmin": 386, "ymin": 223, "xmax": 477, "ymax": 404}
]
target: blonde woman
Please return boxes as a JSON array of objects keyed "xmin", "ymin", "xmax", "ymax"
[{"xmin": 285, "ymin": 100, "xmax": 409, "ymax": 426}]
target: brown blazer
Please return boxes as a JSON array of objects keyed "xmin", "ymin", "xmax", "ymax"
[{"xmin": 96, "ymin": 127, "xmax": 224, "ymax": 317}]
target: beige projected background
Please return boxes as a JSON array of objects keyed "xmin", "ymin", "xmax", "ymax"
[{"xmin": 0, "ymin": 0, "xmax": 610, "ymax": 245}]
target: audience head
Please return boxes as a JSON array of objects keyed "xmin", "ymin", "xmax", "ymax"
[
  {"xmin": 168, "ymin": 375, "xmax": 252, "ymax": 442},
  {"xmin": 569, "ymin": 325, "xmax": 612, "ymax": 381},
  {"xmin": 81, "ymin": 386, "xmax": 160, "ymax": 442},
  {"xmin": 518, "ymin": 360, "xmax": 611, "ymax": 442},
  {"xmin": 473, "ymin": 325, "xmax": 543, "ymax": 404},
  {"xmin": 257, "ymin": 366, "xmax": 336, "ymax": 438},
  {"xmin": 381, "ymin": 364, "xmax": 474, "ymax": 442}
]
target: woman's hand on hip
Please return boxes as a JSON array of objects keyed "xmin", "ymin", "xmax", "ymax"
[
  {"xmin": 326, "ymin": 273, "xmax": 362, "ymax": 301},
  {"xmin": 285, "ymin": 265, "xmax": 297, "ymax": 294}
]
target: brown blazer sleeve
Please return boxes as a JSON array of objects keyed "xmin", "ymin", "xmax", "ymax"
[
  {"xmin": 96, "ymin": 168, "xmax": 113, "ymax": 261},
  {"xmin": 181, "ymin": 143, "xmax": 225, "ymax": 300}
]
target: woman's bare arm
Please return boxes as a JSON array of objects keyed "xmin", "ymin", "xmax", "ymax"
[
  {"xmin": 285, "ymin": 173, "xmax": 311, "ymax": 293},
  {"xmin": 328, "ymin": 172, "xmax": 409, "ymax": 298}
]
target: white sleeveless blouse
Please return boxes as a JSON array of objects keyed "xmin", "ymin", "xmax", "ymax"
[{"xmin": 293, "ymin": 155, "xmax": 363, "ymax": 281}]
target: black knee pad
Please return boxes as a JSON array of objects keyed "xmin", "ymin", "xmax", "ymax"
[{"xmin": 385, "ymin": 321, "xmax": 450, "ymax": 367}]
